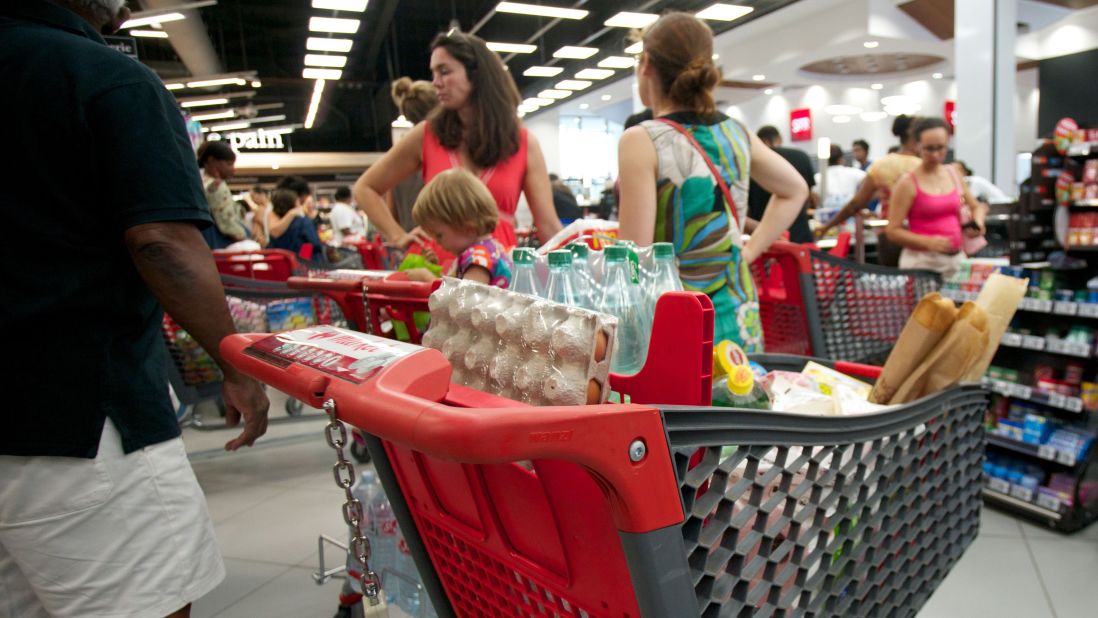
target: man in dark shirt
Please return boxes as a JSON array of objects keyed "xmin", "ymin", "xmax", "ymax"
[
  {"xmin": 0, "ymin": 2, "xmax": 269, "ymax": 616},
  {"xmin": 549, "ymin": 174, "xmax": 583, "ymax": 223},
  {"xmin": 748, "ymin": 126, "xmax": 815, "ymax": 243}
]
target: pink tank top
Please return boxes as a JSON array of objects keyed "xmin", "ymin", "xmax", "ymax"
[
  {"xmin": 907, "ymin": 170, "xmax": 962, "ymax": 252},
  {"xmin": 421, "ymin": 124, "xmax": 527, "ymax": 249}
]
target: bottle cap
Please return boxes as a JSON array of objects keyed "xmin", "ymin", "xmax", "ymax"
[
  {"xmin": 605, "ymin": 245, "xmax": 628, "ymax": 262},
  {"xmin": 653, "ymin": 242, "xmax": 675, "ymax": 260},
  {"xmin": 512, "ymin": 247, "xmax": 536, "ymax": 264},
  {"xmin": 569, "ymin": 242, "xmax": 590, "ymax": 258},
  {"xmin": 726, "ymin": 365, "xmax": 754, "ymax": 396},
  {"xmin": 548, "ymin": 250, "xmax": 573, "ymax": 266}
]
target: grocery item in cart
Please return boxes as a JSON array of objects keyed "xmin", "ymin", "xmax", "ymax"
[
  {"xmin": 508, "ymin": 247, "xmax": 541, "ymax": 296},
  {"xmin": 544, "ymin": 249, "xmax": 580, "ymax": 306},
  {"xmin": 598, "ymin": 245, "xmax": 648, "ymax": 375},
  {"xmin": 421, "ymin": 277, "xmax": 616, "ymax": 405},
  {"xmin": 711, "ymin": 365, "xmax": 770, "ymax": 409},
  {"xmin": 567, "ymin": 242, "xmax": 598, "ymax": 309}
]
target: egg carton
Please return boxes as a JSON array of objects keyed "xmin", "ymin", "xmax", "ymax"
[{"xmin": 421, "ymin": 278, "xmax": 617, "ymax": 406}]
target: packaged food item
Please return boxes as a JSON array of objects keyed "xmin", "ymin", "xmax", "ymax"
[
  {"xmin": 711, "ymin": 365, "xmax": 770, "ymax": 410},
  {"xmin": 1081, "ymin": 382, "xmax": 1098, "ymax": 412},
  {"xmin": 802, "ymin": 361, "xmax": 873, "ymax": 400},
  {"xmin": 1064, "ymin": 362, "xmax": 1085, "ymax": 386}
]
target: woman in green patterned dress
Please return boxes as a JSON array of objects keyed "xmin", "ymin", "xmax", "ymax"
[{"xmin": 617, "ymin": 12, "xmax": 807, "ymax": 352}]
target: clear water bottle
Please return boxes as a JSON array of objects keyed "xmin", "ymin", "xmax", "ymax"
[
  {"xmin": 598, "ymin": 245, "xmax": 648, "ymax": 375},
  {"xmin": 568, "ymin": 243, "xmax": 598, "ymax": 310},
  {"xmin": 544, "ymin": 250, "xmax": 579, "ymax": 306},
  {"xmin": 509, "ymin": 247, "xmax": 541, "ymax": 296},
  {"xmin": 365, "ymin": 486, "xmax": 398, "ymax": 604},
  {"xmin": 645, "ymin": 242, "xmax": 683, "ymax": 329}
]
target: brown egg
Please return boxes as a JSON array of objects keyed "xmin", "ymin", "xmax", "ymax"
[
  {"xmin": 587, "ymin": 379, "xmax": 602, "ymax": 404},
  {"xmin": 594, "ymin": 330, "xmax": 608, "ymax": 363}
]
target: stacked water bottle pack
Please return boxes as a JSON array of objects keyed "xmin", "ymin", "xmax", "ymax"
[{"xmin": 509, "ymin": 241, "xmax": 683, "ymax": 375}]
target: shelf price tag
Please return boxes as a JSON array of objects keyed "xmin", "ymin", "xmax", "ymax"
[
  {"xmin": 1001, "ymin": 333, "xmax": 1024, "ymax": 347},
  {"xmin": 1010, "ymin": 485, "xmax": 1035, "ymax": 502},
  {"xmin": 1067, "ymin": 397, "xmax": 1084, "ymax": 413},
  {"xmin": 1013, "ymin": 384, "xmax": 1033, "ymax": 399},
  {"xmin": 1033, "ymin": 299, "xmax": 1054, "ymax": 313},
  {"xmin": 988, "ymin": 477, "xmax": 1011, "ymax": 494},
  {"xmin": 1048, "ymin": 392, "xmax": 1067, "ymax": 408},
  {"xmin": 1037, "ymin": 445, "xmax": 1056, "ymax": 460},
  {"xmin": 1053, "ymin": 301, "xmax": 1079, "ymax": 316},
  {"xmin": 1078, "ymin": 303, "xmax": 1098, "ymax": 319},
  {"xmin": 1022, "ymin": 335, "xmax": 1047, "ymax": 351},
  {"xmin": 1055, "ymin": 450, "xmax": 1076, "ymax": 466},
  {"xmin": 1036, "ymin": 494, "xmax": 1062, "ymax": 512}
]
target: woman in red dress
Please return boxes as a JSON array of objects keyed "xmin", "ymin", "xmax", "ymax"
[{"xmin": 354, "ymin": 31, "xmax": 561, "ymax": 251}]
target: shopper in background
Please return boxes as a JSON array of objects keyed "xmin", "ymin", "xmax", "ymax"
[
  {"xmin": 329, "ymin": 185, "xmax": 366, "ymax": 244},
  {"xmin": 388, "ymin": 76, "xmax": 439, "ymax": 231},
  {"xmin": 0, "ymin": 1, "xmax": 269, "ymax": 616},
  {"xmin": 406, "ymin": 168, "xmax": 513, "ymax": 288},
  {"xmin": 816, "ymin": 115, "xmax": 921, "ymax": 265},
  {"xmin": 815, "ymin": 144, "xmax": 868, "ymax": 214},
  {"xmin": 617, "ymin": 12, "xmax": 807, "ymax": 351},
  {"xmin": 549, "ymin": 173, "xmax": 583, "ymax": 223},
  {"xmin": 354, "ymin": 30, "xmax": 562, "ymax": 251},
  {"xmin": 244, "ymin": 185, "xmax": 270, "ymax": 246},
  {"xmin": 265, "ymin": 175, "xmax": 310, "ymax": 240},
  {"xmin": 952, "ymin": 160, "xmax": 1011, "ymax": 204},
  {"xmin": 887, "ymin": 117, "xmax": 987, "ymax": 278},
  {"xmin": 852, "ymin": 139, "xmax": 872, "ymax": 171},
  {"xmin": 197, "ymin": 140, "xmax": 250, "ymax": 249},
  {"xmin": 749, "ymin": 126, "xmax": 815, "ymax": 244},
  {"xmin": 269, "ymin": 178, "xmax": 326, "ymax": 261}
]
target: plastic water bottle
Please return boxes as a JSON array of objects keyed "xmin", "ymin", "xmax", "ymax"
[
  {"xmin": 568, "ymin": 243, "xmax": 598, "ymax": 310},
  {"xmin": 712, "ymin": 365, "xmax": 771, "ymax": 409},
  {"xmin": 361, "ymin": 475, "xmax": 437, "ymax": 617},
  {"xmin": 644, "ymin": 242, "xmax": 683, "ymax": 329},
  {"xmin": 598, "ymin": 245, "xmax": 648, "ymax": 375},
  {"xmin": 509, "ymin": 248, "xmax": 541, "ymax": 296},
  {"xmin": 544, "ymin": 250, "xmax": 579, "ymax": 306}
]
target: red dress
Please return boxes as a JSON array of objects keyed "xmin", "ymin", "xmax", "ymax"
[{"xmin": 421, "ymin": 123, "xmax": 527, "ymax": 249}]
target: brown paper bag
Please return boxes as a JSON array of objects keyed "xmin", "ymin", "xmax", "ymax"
[
  {"xmin": 888, "ymin": 302, "xmax": 990, "ymax": 404},
  {"xmin": 869, "ymin": 292, "xmax": 959, "ymax": 404},
  {"xmin": 962, "ymin": 273, "xmax": 1029, "ymax": 382}
]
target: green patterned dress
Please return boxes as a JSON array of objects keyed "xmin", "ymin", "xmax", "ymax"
[{"xmin": 641, "ymin": 112, "xmax": 763, "ymax": 352}]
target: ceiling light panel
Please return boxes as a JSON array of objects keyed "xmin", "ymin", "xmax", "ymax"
[
  {"xmin": 165, "ymin": 83, "xmax": 184, "ymax": 90},
  {"xmin": 309, "ymin": 16, "xmax": 360, "ymax": 33},
  {"xmin": 575, "ymin": 68, "xmax": 614, "ymax": 80},
  {"xmin": 495, "ymin": 2, "xmax": 588, "ymax": 19},
  {"xmin": 303, "ymin": 67, "xmax": 343, "ymax": 80},
  {"xmin": 523, "ymin": 66, "xmax": 564, "ymax": 77},
  {"xmin": 311, "ymin": 0, "xmax": 368, "ymax": 11},
  {"xmin": 185, "ymin": 77, "xmax": 247, "ymax": 88},
  {"xmin": 555, "ymin": 80, "xmax": 592, "ymax": 90},
  {"xmin": 598, "ymin": 56, "xmax": 635, "ymax": 69},
  {"xmin": 553, "ymin": 46, "xmax": 598, "ymax": 59},
  {"xmin": 604, "ymin": 12, "xmax": 658, "ymax": 28},
  {"xmin": 539, "ymin": 89, "xmax": 571, "ymax": 99},
  {"xmin": 209, "ymin": 122, "xmax": 251, "ymax": 132},
  {"xmin": 624, "ymin": 41, "xmax": 642, "ymax": 54},
  {"xmin": 121, "ymin": 12, "xmax": 185, "ymax": 29},
  {"xmin": 305, "ymin": 79, "xmax": 326, "ymax": 129},
  {"xmin": 130, "ymin": 29, "xmax": 169, "ymax": 38},
  {"xmin": 180, "ymin": 98, "xmax": 229, "ymax": 108},
  {"xmin": 485, "ymin": 42, "xmax": 537, "ymax": 53},
  {"xmin": 190, "ymin": 110, "xmax": 235, "ymax": 122},
  {"xmin": 525, "ymin": 97, "xmax": 553, "ymax": 106},
  {"xmin": 695, "ymin": 3, "xmax": 754, "ymax": 21},
  {"xmin": 304, "ymin": 54, "xmax": 348, "ymax": 68},
  {"xmin": 307, "ymin": 37, "xmax": 354, "ymax": 52}
]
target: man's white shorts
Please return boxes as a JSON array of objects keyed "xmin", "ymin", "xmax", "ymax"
[{"xmin": 0, "ymin": 420, "xmax": 224, "ymax": 617}]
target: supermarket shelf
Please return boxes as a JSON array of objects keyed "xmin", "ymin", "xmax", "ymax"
[
  {"xmin": 941, "ymin": 288, "xmax": 1098, "ymax": 319},
  {"xmin": 1073, "ymin": 200, "xmax": 1098, "ymax": 208},
  {"xmin": 985, "ymin": 434, "xmax": 1080, "ymax": 467},
  {"xmin": 983, "ymin": 486, "xmax": 1064, "ymax": 524},
  {"xmin": 1068, "ymin": 142, "xmax": 1098, "ymax": 157},
  {"xmin": 998, "ymin": 332, "xmax": 1093, "ymax": 359},
  {"xmin": 982, "ymin": 377, "xmax": 1085, "ymax": 413}
]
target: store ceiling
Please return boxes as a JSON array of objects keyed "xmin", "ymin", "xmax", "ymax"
[{"xmin": 132, "ymin": 0, "xmax": 800, "ymax": 152}]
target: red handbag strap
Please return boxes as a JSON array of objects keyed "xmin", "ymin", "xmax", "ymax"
[{"xmin": 656, "ymin": 118, "xmax": 739, "ymax": 227}]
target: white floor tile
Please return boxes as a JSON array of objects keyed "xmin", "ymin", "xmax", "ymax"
[
  {"xmin": 1020, "ymin": 516, "xmax": 1098, "ymax": 543},
  {"xmin": 213, "ymin": 485, "xmax": 348, "ymax": 566},
  {"xmin": 1026, "ymin": 539, "xmax": 1098, "ymax": 618},
  {"xmin": 191, "ymin": 437, "xmax": 338, "ymax": 490},
  {"xmin": 190, "ymin": 558, "xmax": 291, "ymax": 618},
  {"xmin": 213, "ymin": 567, "xmax": 344, "ymax": 618},
  {"xmin": 200, "ymin": 481, "xmax": 293, "ymax": 525},
  {"xmin": 980, "ymin": 506, "xmax": 1024, "ymax": 538},
  {"xmin": 917, "ymin": 535, "xmax": 1054, "ymax": 618}
]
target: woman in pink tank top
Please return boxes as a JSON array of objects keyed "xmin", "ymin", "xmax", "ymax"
[
  {"xmin": 352, "ymin": 31, "xmax": 561, "ymax": 253},
  {"xmin": 886, "ymin": 117, "xmax": 987, "ymax": 278}
]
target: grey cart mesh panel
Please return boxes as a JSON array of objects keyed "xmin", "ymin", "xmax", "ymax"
[
  {"xmin": 660, "ymin": 358, "xmax": 986, "ymax": 617},
  {"xmin": 809, "ymin": 252, "xmax": 941, "ymax": 365}
]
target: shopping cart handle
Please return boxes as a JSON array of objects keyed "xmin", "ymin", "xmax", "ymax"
[
  {"xmin": 220, "ymin": 333, "xmax": 685, "ymax": 534},
  {"xmin": 287, "ymin": 276, "xmax": 364, "ymax": 292}
]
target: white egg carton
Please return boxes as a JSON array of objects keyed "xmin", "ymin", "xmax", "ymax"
[{"xmin": 421, "ymin": 278, "xmax": 617, "ymax": 406}]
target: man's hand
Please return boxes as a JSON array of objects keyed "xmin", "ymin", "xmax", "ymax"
[{"xmin": 222, "ymin": 372, "xmax": 270, "ymax": 451}]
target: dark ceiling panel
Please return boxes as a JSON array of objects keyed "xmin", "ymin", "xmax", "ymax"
[{"xmin": 897, "ymin": 0, "xmax": 954, "ymax": 41}]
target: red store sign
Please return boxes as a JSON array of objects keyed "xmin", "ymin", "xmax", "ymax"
[
  {"xmin": 790, "ymin": 108, "xmax": 812, "ymax": 142},
  {"xmin": 944, "ymin": 100, "xmax": 956, "ymax": 131}
]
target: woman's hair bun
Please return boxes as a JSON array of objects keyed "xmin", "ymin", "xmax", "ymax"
[{"xmin": 391, "ymin": 76, "xmax": 414, "ymax": 103}]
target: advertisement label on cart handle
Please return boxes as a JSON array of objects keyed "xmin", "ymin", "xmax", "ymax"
[{"xmin": 245, "ymin": 326, "xmax": 421, "ymax": 384}]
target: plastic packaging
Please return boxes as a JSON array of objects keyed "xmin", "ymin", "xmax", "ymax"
[
  {"xmin": 568, "ymin": 242, "xmax": 598, "ymax": 310},
  {"xmin": 597, "ymin": 246, "xmax": 648, "ymax": 375},
  {"xmin": 544, "ymin": 250, "xmax": 580, "ymax": 306},
  {"xmin": 644, "ymin": 242, "xmax": 683, "ymax": 326},
  {"xmin": 509, "ymin": 247, "xmax": 541, "ymax": 296},
  {"xmin": 712, "ymin": 365, "xmax": 771, "ymax": 409}
]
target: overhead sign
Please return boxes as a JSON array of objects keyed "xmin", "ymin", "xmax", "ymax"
[
  {"xmin": 210, "ymin": 129, "xmax": 289, "ymax": 151},
  {"xmin": 790, "ymin": 108, "xmax": 812, "ymax": 142},
  {"xmin": 104, "ymin": 35, "xmax": 138, "ymax": 59}
]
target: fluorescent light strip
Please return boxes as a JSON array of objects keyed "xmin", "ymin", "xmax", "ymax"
[
  {"xmin": 575, "ymin": 68, "xmax": 614, "ymax": 80},
  {"xmin": 624, "ymin": 41, "xmax": 642, "ymax": 54},
  {"xmin": 523, "ymin": 66, "xmax": 564, "ymax": 77},
  {"xmin": 598, "ymin": 56, "xmax": 635, "ymax": 69},
  {"xmin": 555, "ymin": 80, "xmax": 591, "ymax": 90},
  {"xmin": 248, "ymin": 115, "xmax": 288, "ymax": 124},
  {"xmin": 309, "ymin": 16, "xmax": 361, "ymax": 34},
  {"xmin": 604, "ymin": 12, "xmax": 658, "ymax": 28},
  {"xmin": 486, "ymin": 42, "xmax": 537, "ymax": 54},
  {"xmin": 190, "ymin": 110, "xmax": 235, "ymax": 121},
  {"xmin": 496, "ymin": 2, "xmax": 587, "ymax": 20},
  {"xmin": 180, "ymin": 98, "xmax": 229, "ymax": 108},
  {"xmin": 121, "ymin": 12, "xmax": 185, "ymax": 29},
  {"xmin": 538, "ymin": 89, "xmax": 571, "ymax": 99},
  {"xmin": 305, "ymin": 79, "xmax": 326, "ymax": 129},
  {"xmin": 209, "ymin": 122, "xmax": 251, "ymax": 132},
  {"xmin": 695, "ymin": 4, "xmax": 754, "ymax": 22},
  {"xmin": 311, "ymin": 0, "xmax": 368, "ymax": 11},
  {"xmin": 186, "ymin": 77, "xmax": 247, "ymax": 88},
  {"xmin": 525, "ymin": 97, "xmax": 553, "ymax": 106},
  {"xmin": 304, "ymin": 54, "xmax": 348, "ymax": 68},
  {"xmin": 165, "ymin": 83, "xmax": 185, "ymax": 90},
  {"xmin": 306, "ymin": 37, "xmax": 354, "ymax": 52},
  {"xmin": 303, "ymin": 67, "xmax": 343, "ymax": 80},
  {"xmin": 553, "ymin": 46, "xmax": 598, "ymax": 59},
  {"xmin": 130, "ymin": 29, "xmax": 169, "ymax": 38}
]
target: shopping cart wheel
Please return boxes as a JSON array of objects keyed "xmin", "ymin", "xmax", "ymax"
[
  {"xmin": 350, "ymin": 440, "xmax": 371, "ymax": 464},
  {"xmin": 285, "ymin": 398, "xmax": 304, "ymax": 416}
]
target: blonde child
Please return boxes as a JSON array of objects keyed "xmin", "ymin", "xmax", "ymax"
[{"xmin": 408, "ymin": 168, "xmax": 513, "ymax": 288}]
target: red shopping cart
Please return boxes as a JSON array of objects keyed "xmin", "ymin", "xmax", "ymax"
[
  {"xmin": 222, "ymin": 291, "xmax": 985, "ymax": 617},
  {"xmin": 751, "ymin": 240, "xmax": 941, "ymax": 365}
]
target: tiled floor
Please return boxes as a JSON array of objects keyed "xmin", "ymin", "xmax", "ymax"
[{"xmin": 185, "ymin": 394, "xmax": 1098, "ymax": 617}]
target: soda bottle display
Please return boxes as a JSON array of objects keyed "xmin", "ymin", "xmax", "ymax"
[
  {"xmin": 508, "ymin": 247, "xmax": 541, "ymax": 296},
  {"xmin": 712, "ymin": 365, "xmax": 771, "ymax": 409},
  {"xmin": 544, "ymin": 250, "xmax": 580, "ymax": 306},
  {"xmin": 597, "ymin": 245, "xmax": 648, "ymax": 375}
]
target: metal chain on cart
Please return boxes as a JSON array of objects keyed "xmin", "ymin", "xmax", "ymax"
[{"xmin": 322, "ymin": 399, "xmax": 383, "ymax": 607}]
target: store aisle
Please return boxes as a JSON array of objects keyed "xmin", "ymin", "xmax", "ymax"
[{"xmin": 184, "ymin": 397, "xmax": 1098, "ymax": 618}]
